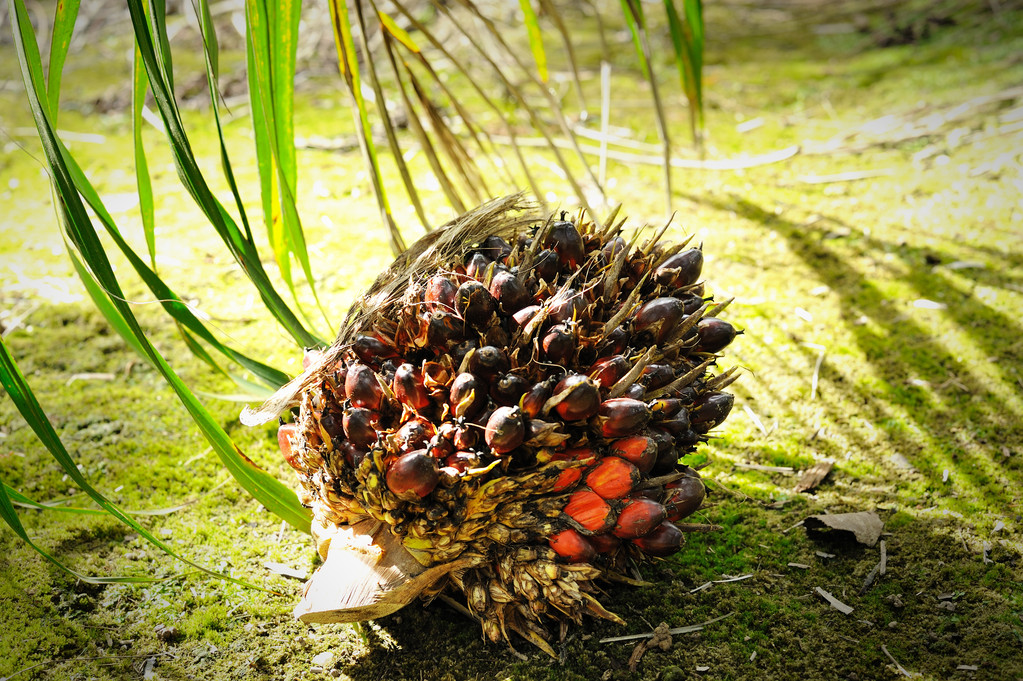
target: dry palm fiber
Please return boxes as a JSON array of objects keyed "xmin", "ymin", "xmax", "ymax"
[{"xmin": 255, "ymin": 194, "xmax": 740, "ymax": 655}]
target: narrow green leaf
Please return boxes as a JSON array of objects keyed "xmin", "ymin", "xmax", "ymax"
[
  {"xmin": 0, "ymin": 334, "xmax": 281, "ymax": 587},
  {"xmin": 0, "ymin": 478, "xmax": 159, "ymax": 584},
  {"xmin": 683, "ymin": 0, "xmax": 704, "ymax": 131},
  {"xmin": 618, "ymin": 0, "xmax": 673, "ymax": 215},
  {"xmin": 10, "ymin": 0, "xmax": 311, "ymax": 534},
  {"xmin": 5, "ymin": 481, "xmax": 209, "ymax": 517},
  {"xmin": 664, "ymin": 0, "xmax": 704, "ymax": 146},
  {"xmin": 196, "ymin": 0, "xmax": 254, "ymax": 245},
  {"xmin": 45, "ymin": 0, "xmax": 80, "ymax": 124},
  {"xmin": 4, "ymin": 483, "xmax": 107, "ymax": 515},
  {"xmin": 246, "ymin": 0, "xmax": 329, "ymax": 329},
  {"xmin": 56, "ymin": 146, "xmax": 290, "ymax": 389},
  {"xmin": 378, "ymin": 10, "xmax": 419, "ymax": 53},
  {"xmin": 149, "ymin": 0, "xmax": 174, "ymax": 91},
  {"xmin": 518, "ymin": 0, "xmax": 548, "ymax": 83},
  {"xmin": 132, "ymin": 45, "xmax": 157, "ymax": 267},
  {"xmin": 66, "ymin": 244, "xmax": 147, "ymax": 358},
  {"xmin": 125, "ymin": 0, "xmax": 324, "ymax": 348}
]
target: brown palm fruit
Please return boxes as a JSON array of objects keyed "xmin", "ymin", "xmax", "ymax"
[
  {"xmin": 663, "ymin": 473, "xmax": 705, "ymax": 522},
  {"xmin": 256, "ymin": 197, "xmax": 739, "ymax": 656}
]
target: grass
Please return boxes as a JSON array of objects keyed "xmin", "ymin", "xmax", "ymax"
[{"xmin": 1, "ymin": 1, "xmax": 1022, "ymax": 679}]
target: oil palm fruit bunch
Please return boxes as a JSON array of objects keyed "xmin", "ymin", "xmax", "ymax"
[{"xmin": 260, "ymin": 195, "xmax": 739, "ymax": 655}]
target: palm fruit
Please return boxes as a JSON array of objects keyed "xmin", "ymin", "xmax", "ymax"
[{"xmin": 253, "ymin": 196, "xmax": 741, "ymax": 655}]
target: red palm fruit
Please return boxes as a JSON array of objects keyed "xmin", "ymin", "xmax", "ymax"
[
  {"xmin": 332, "ymin": 364, "xmax": 348, "ymax": 398},
  {"xmin": 602, "ymin": 236, "xmax": 627, "ymax": 262},
  {"xmin": 647, "ymin": 426, "xmax": 673, "ymax": 456},
  {"xmin": 444, "ymin": 450, "xmax": 479, "ymax": 473},
  {"xmin": 695, "ymin": 318, "xmax": 738, "ymax": 353},
  {"xmin": 652, "ymin": 444, "xmax": 680, "ymax": 475},
  {"xmin": 425, "ymin": 311, "xmax": 462, "ymax": 347},
  {"xmin": 345, "ymin": 363, "xmax": 384, "ymax": 410},
  {"xmin": 609, "ymin": 435, "xmax": 657, "ymax": 474},
  {"xmin": 479, "ymin": 235, "xmax": 512, "ymax": 262},
  {"xmin": 512, "ymin": 304, "xmax": 541, "ymax": 328},
  {"xmin": 465, "ymin": 252, "xmax": 492, "ymax": 279},
  {"xmin": 397, "ymin": 417, "xmax": 434, "ymax": 449},
  {"xmin": 450, "ymin": 338, "xmax": 479, "ymax": 370},
  {"xmin": 585, "ymin": 456, "xmax": 641, "ymax": 500},
  {"xmin": 522, "ymin": 377, "xmax": 556, "ymax": 418},
  {"xmin": 663, "ymin": 475, "xmax": 705, "ymax": 522},
  {"xmin": 613, "ymin": 498, "xmax": 666, "ymax": 539},
  {"xmin": 549, "ymin": 528, "xmax": 596, "ymax": 563},
  {"xmin": 633, "ymin": 297, "xmax": 684, "ymax": 344},
  {"xmin": 589, "ymin": 355, "xmax": 630, "ymax": 389},
  {"xmin": 658, "ymin": 408, "xmax": 692, "ymax": 435},
  {"xmin": 533, "ymin": 249, "xmax": 561, "ymax": 283},
  {"xmin": 491, "ymin": 373, "xmax": 529, "ymax": 406},
  {"xmin": 342, "ymin": 442, "xmax": 367, "ymax": 468},
  {"xmin": 489, "ymin": 270, "xmax": 530, "ymax": 314},
  {"xmin": 277, "ymin": 422, "xmax": 302, "ymax": 470},
  {"xmin": 453, "ymin": 425, "xmax": 477, "ymax": 451},
  {"xmin": 302, "ymin": 348, "xmax": 321, "ymax": 370},
  {"xmin": 547, "ymin": 220, "xmax": 585, "ymax": 269},
  {"xmin": 450, "ymin": 373, "xmax": 487, "ymax": 419},
  {"xmin": 599, "ymin": 326, "xmax": 629, "ymax": 356},
  {"xmin": 455, "ymin": 280, "xmax": 496, "ymax": 327},
  {"xmin": 654, "ymin": 248, "xmax": 703, "ymax": 288},
  {"xmin": 424, "ymin": 275, "xmax": 458, "ymax": 312},
  {"xmin": 549, "ymin": 446, "xmax": 599, "ymax": 464},
  {"xmin": 549, "ymin": 288, "xmax": 584, "ymax": 323},
  {"xmin": 598, "ymin": 398, "xmax": 653, "ymax": 438},
  {"xmin": 386, "ymin": 450, "xmax": 440, "ymax": 499},
  {"xmin": 552, "ymin": 375, "xmax": 601, "ymax": 421},
  {"xmin": 393, "ymin": 363, "xmax": 431, "ymax": 411},
  {"xmin": 318, "ymin": 410, "xmax": 345, "ymax": 441},
  {"xmin": 690, "ymin": 392, "xmax": 735, "ymax": 431},
  {"xmin": 343, "ymin": 407, "xmax": 380, "ymax": 449},
  {"xmin": 623, "ymin": 383, "xmax": 646, "ymax": 400},
  {"xmin": 632, "ymin": 521, "xmax": 685, "ymax": 557},
  {"xmin": 588, "ymin": 532, "xmax": 622, "ymax": 554},
  {"xmin": 470, "ymin": 345, "xmax": 510, "ymax": 380},
  {"xmin": 563, "ymin": 489, "xmax": 615, "ymax": 533},
  {"xmin": 427, "ymin": 434, "xmax": 454, "ymax": 460},
  {"xmin": 679, "ymin": 292, "xmax": 706, "ymax": 315},
  {"xmin": 542, "ymin": 324, "xmax": 577, "ymax": 364},
  {"xmin": 650, "ymin": 398, "xmax": 684, "ymax": 419},
  {"xmin": 485, "ymin": 406, "xmax": 526, "ymax": 454},
  {"xmin": 352, "ymin": 334, "xmax": 398, "ymax": 364},
  {"xmin": 552, "ymin": 466, "xmax": 583, "ymax": 493},
  {"xmin": 642, "ymin": 364, "xmax": 675, "ymax": 390}
]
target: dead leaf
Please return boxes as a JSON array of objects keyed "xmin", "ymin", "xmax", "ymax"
[
  {"xmin": 794, "ymin": 461, "xmax": 834, "ymax": 493},
  {"xmin": 804, "ymin": 511, "xmax": 884, "ymax": 546}
]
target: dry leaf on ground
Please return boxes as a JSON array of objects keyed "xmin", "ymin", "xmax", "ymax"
[{"xmin": 804, "ymin": 511, "xmax": 883, "ymax": 546}]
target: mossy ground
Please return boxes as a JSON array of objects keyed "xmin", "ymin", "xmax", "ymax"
[{"xmin": 1, "ymin": 1, "xmax": 1021, "ymax": 679}]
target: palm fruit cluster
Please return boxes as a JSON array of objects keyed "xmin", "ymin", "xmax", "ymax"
[{"xmin": 273, "ymin": 197, "xmax": 739, "ymax": 654}]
